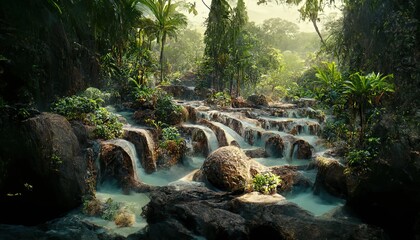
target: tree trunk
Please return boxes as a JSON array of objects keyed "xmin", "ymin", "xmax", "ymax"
[
  {"xmin": 160, "ymin": 33, "xmax": 166, "ymax": 84},
  {"xmin": 311, "ymin": 18, "xmax": 326, "ymax": 47}
]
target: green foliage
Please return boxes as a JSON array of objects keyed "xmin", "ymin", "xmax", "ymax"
[
  {"xmin": 344, "ymin": 137, "xmax": 380, "ymax": 176},
  {"xmin": 51, "ymin": 96, "xmax": 100, "ymax": 121},
  {"xmin": 86, "ymin": 108, "xmax": 123, "ymax": 139},
  {"xmin": 50, "ymin": 153, "xmax": 63, "ymax": 172},
  {"xmin": 52, "ymin": 94, "xmax": 122, "ymax": 140},
  {"xmin": 81, "ymin": 87, "xmax": 111, "ymax": 105},
  {"xmin": 160, "ymin": 127, "xmax": 183, "ymax": 148},
  {"xmin": 155, "ymin": 91, "xmax": 183, "ymax": 124},
  {"xmin": 252, "ymin": 172, "xmax": 282, "ymax": 195},
  {"xmin": 129, "ymin": 79, "xmax": 157, "ymax": 104},
  {"xmin": 312, "ymin": 61, "xmax": 345, "ymax": 110},
  {"xmin": 207, "ymin": 91, "xmax": 232, "ymax": 108},
  {"xmin": 102, "ymin": 198, "xmax": 121, "ymax": 221},
  {"xmin": 139, "ymin": 0, "xmax": 188, "ymax": 83}
]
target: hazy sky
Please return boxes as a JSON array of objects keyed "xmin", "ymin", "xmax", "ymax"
[{"xmin": 186, "ymin": 0, "xmax": 342, "ymax": 33}]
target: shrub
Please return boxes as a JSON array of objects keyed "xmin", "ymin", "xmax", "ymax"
[
  {"xmin": 81, "ymin": 87, "xmax": 111, "ymax": 105},
  {"xmin": 155, "ymin": 92, "xmax": 183, "ymax": 125},
  {"xmin": 252, "ymin": 172, "xmax": 282, "ymax": 195},
  {"xmin": 160, "ymin": 127, "xmax": 183, "ymax": 148},
  {"xmin": 86, "ymin": 108, "xmax": 123, "ymax": 139},
  {"xmin": 207, "ymin": 91, "xmax": 231, "ymax": 108},
  {"xmin": 51, "ymin": 96, "xmax": 99, "ymax": 121},
  {"xmin": 52, "ymin": 95, "xmax": 122, "ymax": 140}
]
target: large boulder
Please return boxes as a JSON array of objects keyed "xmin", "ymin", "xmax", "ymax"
[
  {"xmin": 141, "ymin": 186, "xmax": 387, "ymax": 240},
  {"xmin": 314, "ymin": 156, "xmax": 347, "ymax": 198},
  {"xmin": 201, "ymin": 146, "xmax": 253, "ymax": 192},
  {"xmin": 0, "ymin": 112, "xmax": 88, "ymax": 224}
]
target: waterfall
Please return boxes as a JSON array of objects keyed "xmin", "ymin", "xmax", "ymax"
[{"xmin": 107, "ymin": 139, "xmax": 141, "ymax": 182}]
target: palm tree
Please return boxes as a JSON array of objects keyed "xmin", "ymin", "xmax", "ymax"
[
  {"xmin": 139, "ymin": 0, "xmax": 187, "ymax": 83},
  {"xmin": 343, "ymin": 72, "xmax": 394, "ymax": 144}
]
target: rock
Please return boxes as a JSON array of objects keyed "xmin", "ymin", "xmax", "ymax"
[
  {"xmin": 245, "ymin": 148, "xmax": 267, "ymax": 158},
  {"xmin": 157, "ymin": 139, "xmax": 187, "ymax": 169},
  {"xmin": 270, "ymin": 165, "xmax": 312, "ymax": 192},
  {"xmin": 123, "ymin": 128, "xmax": 157, "ymax": 173},
  {"xmin": 247, "ymin": 94, "xmax": 269, "ymax": 107},
  {"xmin": 232, "ymin": 96, "xmax": 250, "ymax": 108},
  {"xmin": 201, "ymin": 146, "xmax": 252, "ymax": 192},
  {"xmin": 199, "ymin": 119, "xmax": 230, "ymax": 147},
  {"xmin": 195, "ymin": 87, "xmax": 215, "ymax": 100},
  {"xmin": 294, "ymin": 98, "xmax": 317, "ymax": 108},
  {"xmin": 99, "ymin": 140, "xmax": 149, "ymax": 193},
  {"xmin": 160, "ymin": 85, "xmax": 197, "ymax": 100},
  {"xmin": 292, "ymin": 139, "xmax": 313, "ymax": 159},
  {"xmin": 185, "ymin": 105, "xmax": 198, "ymax": 123},
  {"xmin": 0, "ymin": 112, "xmax": 88, "ymax": 224},
  {"xmin": 0, "ymin": 215, "xmax": 123, "ymax": 240},
  {"xmin": 133, "ymin": 109, "xmax": 155, "ymax": 125},
  {"xmin": 235, "ymin": 191, "xmax": 286, "ymax": 203},
  {"xmin": 141, "ymin": 186, "xmax": 387, "ymax": 240},
  {"xmin": 244, "ymin": 127, "xmax": 263, "ymax": 146},
  {"xmin": 192, "ymin": 128, "xmax": 210, "ymax": 156},
  {"xmin": 263, "ymin": 133, "xmax": 284, "ymax": 158},
  {"xmin": 314, "ymin": 156, "xmax": 347, "ymax": 198}
]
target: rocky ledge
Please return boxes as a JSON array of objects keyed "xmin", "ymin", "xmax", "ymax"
[{"xmin": 140, "ymin": 186, "xmax": 387, "ymax": 240}]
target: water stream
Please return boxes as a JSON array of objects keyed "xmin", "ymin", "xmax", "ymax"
[{"xmin": 90, "ymin": 103, "xmax": 344, "ymax": 234}]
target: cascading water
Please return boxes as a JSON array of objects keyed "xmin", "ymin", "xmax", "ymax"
[
  {"xmin": 182, "ymin": 123, "xmax": 219, "ymax": 154},
  {"xmin": 88, "ymin": 101, "xmax": 344, "ymax": 235}
]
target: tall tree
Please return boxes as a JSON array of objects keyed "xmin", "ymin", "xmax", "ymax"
[
  {"xmin": 139, "ymin": 0, "xmax": 187, "ymax": 83},
  {"xmin": 230, "ymin": 0, "xmax": 249, "ymax": 96},
  {"xmin": 202, "ymin": 0, "xmax": 231, "ymax": 90}
]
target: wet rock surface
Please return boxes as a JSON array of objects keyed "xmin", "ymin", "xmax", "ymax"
[
  {"xmin": 314, "ymin": 156, "xmax": 347, "ymax": 198},
  {"xmin": 99, "ymin": 140, "xmax": 150, "ymax": 193},
  {"xmin": 141, "ymin": 186, "xmax": 387, "ymax": 240}
]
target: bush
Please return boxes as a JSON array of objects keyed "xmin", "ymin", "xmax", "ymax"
[
  {"xmin": 207, "ymin": 91, "xmax": 231, "ymax": 108},
  {"xmin": 155, "ymin": 92, "xmax": 183, "ymax": 125},
  {"xmin": 51, "ymin": 96, "xmax": 99, "ymax": 120},
  {"xmin": 81, "ymin": 87, "xmax": 111, "ymax": 105},
  {"xmin": 86, "ymin": 108, "xmax": 123, "ymax": 139},
  {"xmin": 51, "ymin": 95, "xmax": 122, "ymax": 140},
  {"xmin": 160, "ymin": 127, "xmax": 183, "ymax": 148},
  {"xmin": 252, "ymin": 172, "xmax": 282, "ymax": 195}
]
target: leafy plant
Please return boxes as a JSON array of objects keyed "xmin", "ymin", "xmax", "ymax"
[
  {"xmin": 51, "ymin": 96, "xmax": 99, "ymax": 121},
  {"xmin": 86, "ymin": 108, "xmax": 123, "ymax": 139},
  {"xmin": 52, "ymin": 95, "xmax": 122, "ymax": 140},
  {"xmin": 160, "ymin": 127, "xmax": 183, "ymax": 148},
  {"xmin": 252, "ymin": 172, "xmax": 282, "ymax": 195},
  {"xmin": 207, "ymin": 91, "xmax": 232, "ymax": 108},
  {"xmin": 102, "ymin": 198, "xmax": 121, "ymax": 221},
  {"xmin": 129, "ymin": 79, "xmax": 157, "ymax": 104},
  {"xmin": 155, "ymin": 91, "xmax": 183, "ymax": 124},
  {"xmin": 343, "ymin": 72, "xmax": 394, "ymax": 144},
  {"xmin": 50, "ymin": 153, "xmax": 63, "ymax": 172},
  {"xmin": 81, "ymin": 87, "xmax": 111, "ymax": 105}
]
